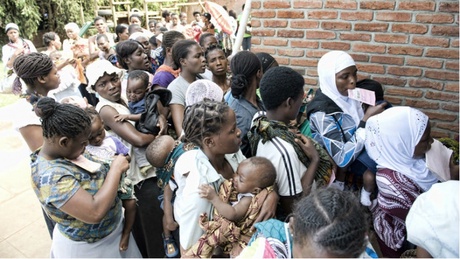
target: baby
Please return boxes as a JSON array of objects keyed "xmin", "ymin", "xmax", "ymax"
[
  {"xmin": 186, "ymin": 156, "xmax": 277, "ymax": 258},
  {"xmin": 84, "ymin": 107, "xmax": 136, "ymax": 251}
]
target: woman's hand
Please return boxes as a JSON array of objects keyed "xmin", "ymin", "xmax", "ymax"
[
  {"xmin": 362, "ymin": 102, "xmax": 387, "ymax": 121},
  {"xmin": 157, "ymin": 114, "xmax": 168, "ymax": 135},
  {"xmin": 111, "ymin": 154, "xmax": 130, "ymax": 174},
  {"xmin": 252, "ymin": 191, "xmax": 278, "ymax": 231},
  {"xmin": 295, "ymin": 134, "xmax": 320, "ymax": 162}
]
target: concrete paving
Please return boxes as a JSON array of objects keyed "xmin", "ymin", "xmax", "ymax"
[{"xmin": 0, "ymin": 99, "xmax": 51, "ymax": 258}]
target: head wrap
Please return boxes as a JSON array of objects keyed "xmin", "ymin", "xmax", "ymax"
[
  {"xmin": 255, "ymin": 52, "xmax": 278, "ymax": 73},
  {"xmin": 85, "ymin": 59, "xmax": 123, "ymax": 93},
  {"xmin": 365, "ymin": 106, "xmax": 438, "ymax": 191},
  {"xmin": 185, "ymin": 79, "xmax": 223, "ymax": 106},
  {"xmin": 317, "ymin": 51, "xmax": 363, "ymax": 125},
  {"xmin": 5, "ymin": 23, "xmax": 19, "ymax": 33}
]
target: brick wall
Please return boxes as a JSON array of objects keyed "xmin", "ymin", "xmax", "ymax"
[{"xmin": 251, "ymin": 0, "xmax": 459, "ymax": 139}]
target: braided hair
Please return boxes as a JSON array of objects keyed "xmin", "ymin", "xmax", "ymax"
[
  {"xmin": 230, "ymin": 51, "xmax": 261, "ymax": 98},
  {"xmin": 13, "ymin": 52, "xmax": 54, "ymax": 95},
  {"xmin": 182, "ymin": 100, "xmax": 230, "ymax": 148},
  {"xmin": 161, "ymin": 30, "xmax": 185, "ymax": 58},
  {"xmin": 35, "ymin": 97, "xmax": 91, "ymax": 139},
  {"xmin": 293, "ymin": 188, "xmax": 368, "ymax": 258}
]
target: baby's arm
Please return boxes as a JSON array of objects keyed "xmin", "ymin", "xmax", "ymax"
[
  {"xmin": 163, "ymin": 183, "xmax": 178, "ymax": 231},
  {"xmin": 198, "ymin": 184, "xmax": 251, "ymax": 222},
  {"xmin": 114, "ymin": 113, "xmax": 142, "ymax": 122},
  {"xmin": 120, "ymin": 199, "xmax": 136, "ymax": 251}
]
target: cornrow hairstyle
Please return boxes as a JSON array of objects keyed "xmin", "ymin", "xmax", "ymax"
[
  {"xmin": 293, "ymin": 188, "xmax": 368, "ymax": 258},
  {"xmin": 12, "ymin": 52, "xmax": 54, "ymax": 94},
  {"xmin": 116, "ymin": 40, "xmax": 143, "ymax": 69},
  {"xmin": 96, "ymin": 33, "xmax": 109, "ymax": 43},
  {"xmin": 199, "ymin": 33, "xmax": 215, "ymax": 48},
  {"xmin": 246, "ymin": 156, "xmax": 276, "ymax": 189},
  {"xmin": 128, "ymin": 70, "xmax": 149, "ymax": 89},
  {"xmin": 42, "ymin": 32, "xmax": 57, "ymax": 47},
  {"xmin": 172, "ymin": 39, "xmax": 199, "ymax": 70},
  {"xmin": 161, "ymin": 30, "xmax": 185, "ymax": 57},
  {"xmin": 182, "ymin": 99, "xmax": 230, "ymax": 148},
  {"xmin": 115, "ymin": 24, "xmax": 128, "ymax": 42},
  {"xmin": 230, "ymin": 50, "xmax": 261, "ymax": 98},
  {"xmin": 35, "ymin": 97, "xmax": 91, "ymax": 139},
  {"xmin": 204, "ymin": 44, "xmax": 224, "ymax": 61},
  {"xmin": 260, "ymin": 66, "xmax": 304, "ymax": 111}
]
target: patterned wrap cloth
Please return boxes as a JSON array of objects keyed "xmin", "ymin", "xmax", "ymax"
[{"xmin": 185, "ymin": 179, "xmax": 271, "ymax": 258}]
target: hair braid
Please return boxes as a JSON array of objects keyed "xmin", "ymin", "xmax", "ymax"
[
  {"xmin": 182, "ymin": 100, "xmax": 230, "ymax": 148},
  {"xmin": 13, "ymin": 52, "xmax": 54, "ymax": 94},
  {"xmin": 35, "ymin": 97, "xmax": 91, "ymax": 139}
]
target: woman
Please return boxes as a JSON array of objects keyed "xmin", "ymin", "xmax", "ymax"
[
  {"xmin": 2, "ymin": 23, "xmax": 36, "ymax": 71},
  {"xmin": 42, "ymin": 32, "xmax": 62, "ymax": 56},
  {"xmin": 31, "ymin": 97, "xmax": 141, "ymax": 257},
  {"xmin": 62, "ymin": 23, "xmax": 89, "ymax": 64},
  {"xmin": 205, "ymin": 45, "xmax": 229, "ymax": 94},
  {"xmin": 86, "ymin": 59, "xmax": 166, "ymax": 258},
  {"xmin": 226, "ymin": 51, "xmax": 264, "ymax": 157},
  {"xmin": 306, "ymin": 51, "xmax": 386, "ymax": 204},
  {"xmin": 115, "ymin": 24, "xmax": 129, "ymax": 43},
  {"xmin": 168, "ymin": 39, "xmax": 206, "ymax": 136},
  {"xmin": 88, "ymin": 16, "xmax": 115, "ymax": 55},
  {"xmin": 365, "ymin": 106, "xmax": 441, "ymax": 257},
  {"xmin": 152, "ymin": 31, "xmax": 185, "ymax": 89}
]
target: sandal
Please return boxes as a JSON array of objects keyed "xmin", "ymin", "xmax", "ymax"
[{"xmin": 163, "ymin": 234, "xmax": 179, "ymax": 258}]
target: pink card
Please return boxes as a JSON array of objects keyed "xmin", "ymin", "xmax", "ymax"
[{"xmin": 348, "ymin": 88, "xmax": 376, "ymax": 106}]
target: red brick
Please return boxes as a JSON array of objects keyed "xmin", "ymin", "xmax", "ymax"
[
  {"xmin": 291, "ymin": 21, "xmax": 320, "ymax": 29},
  {"xmin": 251, "ymin": 20, "xmax": 261, "ymax": 28},
  {"xmin": 304, "ymin": 77, "xmax": 318, "ymax": 86},
  {"xmin": 325, "ymin": 1, "xmax": 357, "ymax": 9},
  {"xmin": 406, "ymin": 58, "xmax": 443, "ymax": 69},
  {"xmin": 306, "ymin": 50, "xmax": 330, "ymax": 58},
  {"xmin": 374, "ymin": 34, "xmax": 408, "ymax": 43},
  {"xmin": 293, "ymin": 0, "xmax": 323, "ymax": 9},
  {"xmin": 452, "ymin": 39, "xmax": 459, "ymax": 48},
  {"xmin": 307, "ymin": 10, "xmax": 338, "ymax": 19},
  {"xmin": 432, "ymin": 25, "xmax": 459, "ymax": 37},
  {"xmin": 444, "ymin": 83, "xmax": 460, "ymax": 93},
  {"xmin": 405, "ymin": 99, "xmax": 440, "ymax": 109},
  {"xmin": 442, "ymin": 103, "xmax": 459, "ymax": 112},
  {"xmin": 276, "ymin": 57, "xmax": 290, "ymax": 66},
  {"xmin": 425, "ymin": 70, "xmax": 459, "ymax": 81},
  {"xmin": 306, "ymin": 69, "xmax": 317, "ymax": 77},
  {"xmin": 322, "ymin": 21, "xmax": 352, "ymax": 30},
  {"xmin": 339, "ymin": 33, "xmax": 371, "ymax": 42},
  {"xmin": 376, "ymin": 12, "xmax": 412, "ymax": 22},
  {"xmin": 263, "ymin": 38, "xmax": 288, "ymax": 46},
  {"xmin": 392, "ymin": 24, "xmax": 428, "ymax": 34},
  {"xmin": 350, "ymin": 54, "xmax": 369, "ymax": 62},
  {"xmin": 252, "ymin": 29, "xmax": 275, "ymax": 37},
  {"xmin": 398, "ymin": 2, "xmax": 435, "ymax": 11},
  {"xmin": 252, "ymin": 10, "xmax": 276, "ymax": 18},
  {"xmin": 341, "ymin": 11, "xmax": 373, "ymax": 21},
  {"xmin": 278, "ymin": 30, "xmax": 305, "ymax": 38},
  {"xmin": 388, "ymin": 67, "xmax": 422, "ymax": 77},
  {"xmin": 360, "ymin": 1, "xmax": 395, "ymax": 10},
  {"xmin": 355, "ymin": 23, "xmax": 389, "ymax": 32},
  {"xmin": 352, "ymin": 43, "xmax": 386, "ymax": 53},
  {"xmin": 321, "ymin": 42, "xmax": 351, "ymax": 50},
  {"xmin": 386, "ymin": 88, "xmax": 423, "ymax": 98},
  {"xmin": 264, "ymin": 20, "xmax": 288, "ymax": 28},
  {"xmin": 388, "ymin": 46, "xmax": 423, "ymax": 56},
  {"xmin": 408, "ymin": 79, "xmax": 443, "ymax": 90},
  {"xmin": 446, "ymin": 61, "xmax": 459, "ymax": 71},
  {"xmin": 263, "ymin": 1, "xmax": 291, "ymax": 9},
  {"xmin": 251, "ymin": 46, "xmax": 276, "ymax": 54},
  {"xmin": 293, "ymin": 68, "xmax": 306, "ymax": 76},
  {"xmin": 425, "ymin": 91, "xmax": 458, "ymax": 102},
  {"xmin": 278, "ymin": 49, "xmax": 305, "ymax": 57},
  {"xmin": 306, "ymin": 31, "xmax": 336, "ymax": 39},
  {"xmin": 412, "ymin": 36, "xmax": 449, "ymax": 47},
  {"xmin": 426, "ymin": 49, "xmax": 459, "ymax": 59},
  {"xmin": 357, "ymin": 64, "xmax": 385, "ymax": 74},
  {"xmin": 371, "ymin": 56, "xmax": 404, "ymax": 65},
  {"xmin": 252, "ymin": 1, "xmax": 261, "ymax": 9},
  {"xmin": 291, "ymin": 58, "xmax": 318, "ymax": 67},
  {"xmin": 437, "ymin": 123, "xmax": 459, "ymax": 133},
  {"xmin": 251, "ymin": 38, "xmax": 261, "ymax": 45},
  {"xmin": 425, "ymin": 111, "xmax": 458, "ymax": 122},
  {"xmin": 278, "ymin": 10, "xmax": 305, "ymax": 19},
  {"xmin": 385, "ymin": 96, "xmax": 403, "ymax": 105},
  {"xmin": 440, "ymin": 2, "xmax": 459, "ymax": 12},
  {"xmin": 431, "ymin": 130, "xmax": 450, "ymax": 139},
  {"xmin": 373, "ymin": 76, "xmax": 407, "ymax": 86},
  {"xmin": 416, "ymin": 14, "xmax": 455, "ymax": 24},
  {"xmin": 291, "ymin": 40, "xmax": 319, "ymax": 48}
]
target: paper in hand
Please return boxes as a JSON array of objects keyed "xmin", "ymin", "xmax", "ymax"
[
  {"xmin": 348, "ymin": 88, "xmax": 376, "ymax": 106},
  {"xmin": 425, "ymin": 139, "xmax": 453, "ymax": 181}
]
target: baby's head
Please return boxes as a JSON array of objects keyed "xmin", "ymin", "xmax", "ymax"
[
  {"xmin": 291, "ymin": 188, "xmax": 368, "ymax": 258},
  {"xmin": 233, "ymin": 157, "xmax": 276, "ymax": 194},
  {"xmin": 146, "ymin": 135, "xmax": 176, "ymax": 168},
  {"xmin": 85, "ymin": 107, "xmax": 106, "ymax": 147},
  {"xmin": 127, "ymin": 70, "xmax": 149, "ymax": 103}
]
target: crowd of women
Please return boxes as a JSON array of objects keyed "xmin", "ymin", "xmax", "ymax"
[{"xmin": 2, "ymin": 9, "xmax": 459, "ymax": 259}]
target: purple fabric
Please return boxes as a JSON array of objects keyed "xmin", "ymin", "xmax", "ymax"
[
  {"xmin": 152, "ymin": 71, "xmax": 175, "ymax": 88},
  {"xmin": 109, "ymin": 136, "xmax": 130, "ymax": 155}
]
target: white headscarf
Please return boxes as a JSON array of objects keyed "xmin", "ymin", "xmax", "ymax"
[
  {"xmin": 365, "ymin": 106, "xmax": 438, "ymax": 191},
  {"xmin": 317, "ymin": 51, "xmax": 364, "ymax": 125},
  {"xmin": 185, "ymin": 79, "xmax": 224, "ymax": 106}
]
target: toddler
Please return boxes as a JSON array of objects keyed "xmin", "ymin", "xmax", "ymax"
[
  {"xmin": 84, "ymin": 107, "xmax": 137, "ymax": 251},
  {"xmin": 186, "ymin": 156, "xmax": 277, "ymax": 258}
]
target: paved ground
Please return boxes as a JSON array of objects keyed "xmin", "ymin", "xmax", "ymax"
[{"xmin": 0, "ymin": 99, "xmax": 51, "ymax": 257}]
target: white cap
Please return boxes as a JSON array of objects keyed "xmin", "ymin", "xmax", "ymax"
[
  {"xmin": 85, "ymin": 59, "xmax": 123, "ymax": 93},
  {"xmin": 5, "ymin": 23, "xmax": 19, "ymax": 33}
]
